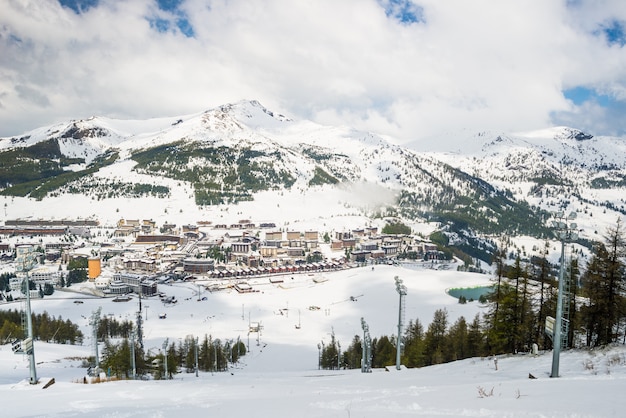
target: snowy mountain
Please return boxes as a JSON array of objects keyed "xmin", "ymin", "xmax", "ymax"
[
  {"xmin": 420, "ymin": 126, "xmax": 626, "ymax": 238},
  {"xmin": 1, "ymin": 100, "xmax": 625, "ymax": 257}
]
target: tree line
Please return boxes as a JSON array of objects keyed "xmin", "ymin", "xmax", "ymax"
[
  {"xmin": 486, "ymin": 219, "xmax": 626, "ymax": 352},
  {"xmin": 319, "ymin": 309, "xmax": 484, "ymax": 370},
  {"xmin": 101, "ymin": 333, "xmax": 247, "ymax": 380},
  {"xmin": 0, "ymin": 309, "xmax": 83, "ymax": 344},
  {"xmin": 319, "ymin": 219, "xmax": 625, "ymax": 370}
]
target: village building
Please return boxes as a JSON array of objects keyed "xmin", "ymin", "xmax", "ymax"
[
  {"xmin": 265, "ymin": 231, "xmax": 282, "ymax": 241},
  {"xmin": 331, "ymin": 240, "xmax": 343, "ymax": 251},
  {"xmin": 112, "ymin": 273, "xmax": 157, "ymax": 296},
  {"xmin": 359, "ymin": 241, "xmax": 379, "ymax": 251},
  {"xmin": 183, "ymin": 258, "xmax": 215, "ymax": 274},
  {"xmin": 350, "ymin": 250, "xmax": 371, "ymax": 263},
  {"xmin": 341, "ymin": 237, "xmax": 357, "ymax": 249}
]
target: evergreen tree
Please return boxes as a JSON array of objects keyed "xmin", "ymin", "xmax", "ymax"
[
  {"xmin": 230, "ymin": 338, "xmax": 246, "ymax": 363},
  {"xmin": 320, "ymin": 330, "xmax": 341, "ymax": 369},
  {"xmin": 532, "ymin": 242, "xmax": 556, "ymax": 349},
  {"xmin": 166, "ymin": 343, "xmax": 179, "ymax": 378},
  {"xmin": 516, "ymin": 261, "xmax": 536, "ymax": 352},
  {"xmin": 341, "ymin": 335, "xmax": 362, "ymax": 369},
  {"xmin": 183, "ymin": 335, "xmax": 197, "ymax": 373},
  {"xmin": 0, "ymin": 318, "xmax": 22, "ymax": 342},
  {"xmin": 371, "ymin": 335, "xmax": 395, "ymax": 368},
  {"xmin": 581, "ymin": 220, "xmax": 626, "ymax": 347},
  {"xmin": 199, "ymin": 334, "xmax": 212, "ymax": 371},
  {"xmin": 43, "ymin": 282, "xmax": 54, "ymax": 296},
  {"xmin": 507, "ymin": 255, "xmax": 524, "ymax": 352},
  {"xmin": 467, "ymin": 314, "xmax": 485, "ymax": 358},
  {"xmin": 567, "ymin": 257, "xmax": 581, "ymax": 348},
  {"xmin": 402, "ymin": 318, "xmax": 426, "ymax": 367},
  {"xmin": 486, "ymin": 247, "xmax": 507, "ymax": 353},
  {"xmin": 101, "ymin": 338, "xmax": 132, "ymax": 379},
  {"xmin": 446, "ymin": 316, "xmax": 469, "ymax": 361},
  {"xmin": 423, "ymin": 309, "xmax": 448, "ymax": 365}
]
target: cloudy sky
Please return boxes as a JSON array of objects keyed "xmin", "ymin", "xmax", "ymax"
[{"xmin": 1, "ymin": 0, "xmax": 625, "ymax": 141}]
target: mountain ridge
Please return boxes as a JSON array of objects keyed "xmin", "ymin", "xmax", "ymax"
[{"xmin": 1, "ymin": 100, "xmax": 625, "ymax": 262}]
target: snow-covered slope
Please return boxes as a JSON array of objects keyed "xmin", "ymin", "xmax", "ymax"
[{"xmin": 2, "ymin": 265, "xmax": 626, "ymax": 417}]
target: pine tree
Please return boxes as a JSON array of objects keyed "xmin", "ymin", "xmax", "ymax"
[
  {"xmin": 231, "ymin": 339, "xmax": 246, "ymax": 363},
  {"xmin": 341, "ymin": 335, "xmax": 362, "ymax": 369},
  {"xmin": 533, "ymin": 242, "xmax": 555, "ymax": 349},
  {"xmin": 423, "ymin": 309, "xmax": 448, "ymax": 365},
  {"xmin": 446, "ymin": 316, "xmax": 469, "ymax": 361},
  {"xmin": 166, "ymin": 343, "xmax": 179, "ymax": 377},
  {"xmin": 183, "ymin": 335, "xmax": 197, "ymax": 373},
  {"xmin": 486, "ymin": 247, "xmax": 508, "ymax": 353},
  {"xmin": 320, "ymin": 330, "xmax": 340, "ymax": 369},
  {"xmin": 402, "ymin": 318, "xmax": 426, "ymax": 367},
  {"xmin": 581, "ymin": 220, "xmax": 626, "ymax": 346},
  {"xmin": 467, "ymin": 314, "xmax": 485, "ymax": 357},
  {"xmin": 507, "ymin": 255, "xmax": 524, "ymax": 352},
  {"xmin": 517, "ymin": 261, "xmax": 537, "ymax": 352},
  {"xmin": 199, "ymin": 334, "xmax": 211, "ymax": 371},
  {"xmin": 371, "ymin": 335, "xmax": 395, "ymax": 368},
  {"xmin": 567, "ymin": 257, "xmax": 580, "ymax": 348}
]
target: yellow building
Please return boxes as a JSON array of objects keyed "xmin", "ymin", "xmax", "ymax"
[{"xmin": 88, "ymin": 257, "xmax": 101, "ymax": 280}]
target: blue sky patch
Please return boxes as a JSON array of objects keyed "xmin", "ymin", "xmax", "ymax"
[
  {"xmin": 564, "ymin": 86, "xmax": 613, "ymax": 107},
  {"xmin": 151, "ymin": 0, "xmax": 195, "ymax": 37},
  {"xmin": 150, "ymin": 18, "xmax": 171, "ymax": 34},
  {"xmin": 601, "ymin": 20, "xmax": 626, "ymax": 46},
  {"xmin": 379, "ymin": 0, "xmax": 424, "ymax": 24},
  {"xmin": 157, "ymin": 0, "xmax": 183, "ymax": 13},
  {"xmin": 58, "ymin": 0, "xmax": 99, "ymax": 14}
]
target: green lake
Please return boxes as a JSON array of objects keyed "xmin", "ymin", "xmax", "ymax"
[{"xmin": 446, "ymin": 285, "xmax": 492, "ymax": 301}]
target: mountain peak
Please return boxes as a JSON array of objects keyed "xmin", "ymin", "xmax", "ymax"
[
  {"xmin": 516, "ymin": 126, "xmax": 594, "ymax": 142},
  {"xmin": 554, "ymin": 127, "xmax": 593, "ymax": 141}
]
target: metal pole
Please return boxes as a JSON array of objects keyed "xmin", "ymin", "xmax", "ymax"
[
  {"xmin": 195, "ymin": 337, "xmax": 199, "ymax": 377},
  {"xmin": 395, "ymin": 276, "xmax": 406, "ymax": 371},
  {"xmin": 361, "ymin": 317, "xmax": 370, "ymax": 373},
  {"xmin": 551, "ymin": 238, "xmax": 566, "ymax": 378},
  {"xmin": 214, "ymin": 340, "xmax": 217, "ymax": 373},
  {"xmin": 93, "ymin": 319, "xmax": 99, "ymax": 370},
  {"xmin": 130, "ymin": 331, "xmax": 136, "ymax": 380},
  {"xmin": 164, "ymin": 350, "xmax": 168, "ymax": 380},
  {"xmin": 396, "ymin": 290, "xmax": 403, "ymax": 370},
  {"xmin": 317, "ymin": 343, "xmax": 321, "ymax": 370},
  {"xmin": 550, "ymin": 211, "xmax": 578, "ymax": 378},
  {"xmin": 337, "ymin": 342, "xmax": 341, "ymax": 370},
  {"xmin": 25, "ymin": 271, "xmax": 38, "ymax": 384},
  {"xmin": 162, "ymin": 338, "xmax": 169, "ymax": 380}
]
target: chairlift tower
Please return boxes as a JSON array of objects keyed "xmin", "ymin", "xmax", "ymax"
[
  {"xmin": 89, "ymin": 307, "xmax": 102, "ymax": 373},
  {"xmin": 13, "ymin": 245, "xmax": 38, "ymax": 385},
  {"xmin": 195, "ymin": 336, "xmax": 199, "ymax": 377},
  {"xmin": 395, "ymin": 276, "xmax": 407, "ymax": 370},
  {"xmin": 162, "ymin": 338, "xmax": 169, "ymax": 380},
  {"xmin": 130, "ymin": 330, "xmax": 136, "ymax": 380},
  {"xmin": 360, "ymin": 317, "xmax": 372, "ymax": 373},
  {"xmin": 136, "ymin": 293, "xmax": 144, "ymax": 351},
  {"xmin": 550, "ymin": 211, "xmax": 579, "ymax": 378}
]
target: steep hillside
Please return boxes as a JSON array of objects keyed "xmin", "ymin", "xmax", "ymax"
[
  {"xmin": 2, "ymin": 101, "xmax": 625, "ymax": 261},
  {"xmin": 422, "ymin": 127, "xmax": 626, "ymax": 237}
]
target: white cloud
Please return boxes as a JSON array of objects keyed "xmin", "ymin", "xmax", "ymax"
[{"xmin": 1, "ymin": 0, "xmax": 626, "ymax": 141}]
